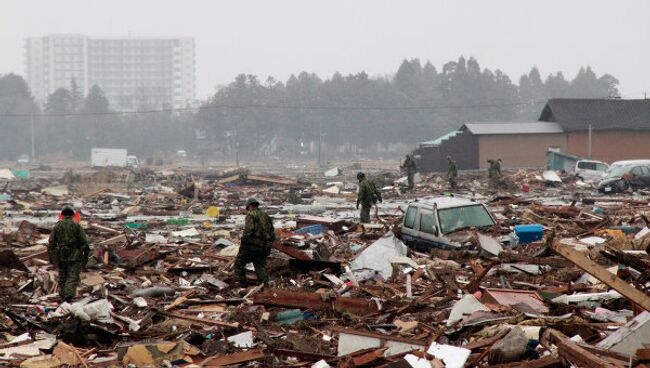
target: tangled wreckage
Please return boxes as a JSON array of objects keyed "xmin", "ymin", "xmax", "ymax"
[{"xmin": 2, "ymin": 163, "xmax": 650, "ymax": 367}]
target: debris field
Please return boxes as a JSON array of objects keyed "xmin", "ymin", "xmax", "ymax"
[{"xmin": 2, "ymin": 163, "xmax": 650, "ymax": 367}]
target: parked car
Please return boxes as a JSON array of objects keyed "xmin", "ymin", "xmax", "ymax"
[
  {"xmin": 126, "ymin": 155, "xmax": 140, "ymax": 169},
  {"xmin": 574, "ymin": 160, "xmax": 608, "ymax": 181},
  {"xmin": 17, "ymin": 154, "xmax": 30, "ymax": 164},
  {"xmin": 608, "ymin": 160, "xmax": 650, "ymax": 172},
  {"xmin": 598, "ymin": 165, "xmax": 650, "ymax": 193},
  {"xmin": 400, "ymin": 196, "xmax": 497, "ymax": 251}
]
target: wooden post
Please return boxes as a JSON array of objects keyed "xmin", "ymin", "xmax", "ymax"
[{"xmin": 552, "ymin": 241, "xmax": 650, "ymax": 312}]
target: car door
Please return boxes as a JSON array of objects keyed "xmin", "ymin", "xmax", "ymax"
[
  {"xmin": 640, "ymin": 166, "xmax": 650, "ymax": 187},
  {"xmin": 630, "ymin": 166, "xmax": 646, "ymax": 188},
  {"xmin": 401, "ymin": 205, "xmax": 419, "ymax": 244}
]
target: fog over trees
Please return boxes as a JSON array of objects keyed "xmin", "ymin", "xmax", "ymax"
[{"xmin": 0, "ymin": 57, "xmax": 619, "ymax": 161}]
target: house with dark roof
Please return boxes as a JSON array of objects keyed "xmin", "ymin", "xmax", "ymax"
[
  {"xmin": 415, "ymin": 98, "xmax": 650, "ymax": 172},
  {"xmin": 539, "ymin": 98, "xmax": 650, "ymax": 163},
  {"xmin": 415, "ymin": 122, "xmax": 566, "ymax": 172}
]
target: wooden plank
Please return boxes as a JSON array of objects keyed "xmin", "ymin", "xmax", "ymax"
[
  {"xmin": 254, "ymin": 289, "xmax": 380, "ymax": 315},
  {"xmin": 465, "ymin": 261, "xmax": 497, "ymax": 294},
  {"xmin": 552, "ymin": 241, "xmax": 650, "ymax": 312},
  {"xmin": 637, "ymin": 348, "xmax": 650, "ymax": 361},
  {"xmin": 499, "ymin": 252, "xmax": 574, "ymax": 268},
  {"xmin": 272, "ymin": 242, "xmax": 311, "ymax": 261},
  {"xmin": 217, "ymin": 174, "xmax": 241, "ymax": 185},
  {"xmin": 97, "ymin": 234, "xmax": 127, "ymax": 245},
  {"xmin": 161, "ymin": 311, "xmax": 239, "ymax": 328},
  {"xmin": 201, "ymin": 349, "xmax": 265, "ymax": 366},
  {"xmin": 330, "ymin": 327, "xmax": 428, "ymax": 346},
  {"xmin": 163, "ymin": 289, "xmax": 197, "ymax": 311},
  {"xmin": 90, "ymin": 223, "xmax": 122, "ymax": 234},
  {"xmin": 247, "ymin": 174, "xmax": 297, "ymax": 186},
  {"xmin": 541, "ymin": 328, "xmax": 619, "ymax": 368},
  {"xmin": 490, "ymin": 355, "xmax": 562, "ymax": 368}
]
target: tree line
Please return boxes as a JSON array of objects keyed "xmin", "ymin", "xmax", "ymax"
[{"xmin": 0, "ymin": 56, "xmax": 619, "ymax": 161}]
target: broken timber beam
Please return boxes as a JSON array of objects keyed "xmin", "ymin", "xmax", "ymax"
[
  {"xmin": 499, "ymin": 252, "xmax": 574, "ymax": 268},
  {"xmin": 272, "ymin": 242, "xmax": 311, "ymax": 261},
  {"xmin": 160, "ymin": 311, "xmax": 239, "ymax": 328},
  {"xmin": 465, "ymin": 260, "xmax": 498, "ymax": 294},
  {"xmin": 253, "ymin": 288, "xmax": 379, "ymax": 315},
  {"xmin": 552, "ymin": 241, "xmax": 650, "ymax": 312},
  {"xmin": 200, "ymin": 348, "xmax": 265, "ymax": 366},
  {"xmin": 490, "ymin": 355, "xmax": 562, "ymax": 368},
  {"xmin": 541, "ymin": 328, "xmax": 619, "ymax": 368},
  {"xmin": 163, "ymin": 289, "xmax": 197, "ymax": 311},
  {"xmin": 247, "ymin": 174, "xmax": 298, "ymax": 186}
]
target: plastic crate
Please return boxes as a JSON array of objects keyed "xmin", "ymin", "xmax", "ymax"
[{"xmin": 514, "ymin": 224, "xmax": 543, "ymax": 244}]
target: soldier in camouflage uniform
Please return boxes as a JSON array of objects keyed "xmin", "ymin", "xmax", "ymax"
[
  {"xmin": 356, "ymin": 172, "xmax": 382, "ymax": 223},
  {"xmin": 487, "ymin": 158, "xmax": 503, "ymax": 187},
  {"xmin": 447, "ymin": 155, "xmax": 458, "ymax": 189},
  {"xmin": 48, "ymin": 206, "xmax": 89, "ymax": 302},
  {"xmin": 487, "ymin": 158, "xmax": 502, "ymax": 179},
  {"xmin": 401, "ymin": 154, "xmax": 418, "ymax": 190},
  {"xmin": 234, "ymin": 198, "xmax": 276, "ymax": 287}
]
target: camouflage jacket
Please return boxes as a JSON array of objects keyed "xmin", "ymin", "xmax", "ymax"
[
  {"xmin": 402, "ymin": 156, "xmax": 417, "ymax": 174},
  {"xmin": 48, "ymin": 217, "xmax": 89, "ymax": 265},
  {"xmin": 448, "ymin": 160, "xmax": 458, "ymax": 177},
  {"xmin": 488, "ymin": 160, "xmax": 502, "ymax": 177},
  {"xmin": 241, "ymin": 208, "xmax": 276, "ymax": 248},
  {"xmin": 358, "ymin": 178, "xmax": 382, "ymax": 206}
]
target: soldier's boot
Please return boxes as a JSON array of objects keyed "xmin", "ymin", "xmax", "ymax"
[
  {"xmin": 233, "ymin": 253, "xmax": 249, "ymax": 287},
  {"xmin": 252, "ymin": 258, "xmax": 269, "ymax": 286},
  {"xmin": 61, "ymin": 263, "xmax": 81, "ymax": 302},
  {"xmin": 360, "ymin": 206, "xmax": 371, "ymax": 223}
]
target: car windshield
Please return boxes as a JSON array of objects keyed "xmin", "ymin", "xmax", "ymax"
[
  {"xmin": 606, "ymin": 166, "xmax": 633, "ymax": 178},
  {"xmin": 437, "ymin": 204, "xmax": 495, "ymax": 234}
]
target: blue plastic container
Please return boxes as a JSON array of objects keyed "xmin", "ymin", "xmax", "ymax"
[
  {"xmin": 514, "ymin": 224, "xmax": 544, "ymax": 244},
  {"xmin": 294, "ymin": 224, "xmax": 324, "ymax": 235}
]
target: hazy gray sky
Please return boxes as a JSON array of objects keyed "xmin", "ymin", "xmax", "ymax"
[{"xmin": 1, "ymin": 0, "xmax": 648, "ymax": 99}]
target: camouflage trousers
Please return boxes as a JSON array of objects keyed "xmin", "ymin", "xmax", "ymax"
[
  {"xmin": 360, "ymin": 205, "xmax": 371, "ymax": 223},
  {"xmin": 234, "ymin": 244, "xmax": 270, "ymax": 285},
  {"xmin": 406, "ymin": 173, "xmax": 415, "ymax": 190},
  {"xmin": 58, "ymin": 261, "xmax": 83, "ymax": 302},
  {"xmin": 449, "ymin": 176, "xmax": 457, "ymax": 189}
]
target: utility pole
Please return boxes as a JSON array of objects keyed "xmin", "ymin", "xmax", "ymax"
[
  {"xmin": 318, "ymin": 120, "xmax": 322, "ymax": 165},
  {"xmin": 30, "ymin": 113, "xmax": 35, "ymax": 161},
  {"xmin": 235, "ymin": 119, "xmax": 239, "ymax": 168},
  {"xmin": 587, "ymin": 124, "xmax": 592, "ymax": 160}
]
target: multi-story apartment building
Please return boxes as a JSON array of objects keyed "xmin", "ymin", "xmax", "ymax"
[{"xmin": 25, "ymin": 34, "xmax": 195, "ymax": 111}]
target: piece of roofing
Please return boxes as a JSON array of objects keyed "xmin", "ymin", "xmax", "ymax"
[
  {"xmin": 462, "ymin": 122, "xmax": 564, "ymax": 135},
  {"xmin": 540, "ymin": 98, "xmax": 650, "ymax": 131}
]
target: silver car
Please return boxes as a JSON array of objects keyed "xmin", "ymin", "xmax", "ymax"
[{"xmin": 400, "ymin": 197, "xmax": 497, "ymax": 251}]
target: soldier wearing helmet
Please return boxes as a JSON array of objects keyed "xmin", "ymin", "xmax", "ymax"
[
  {"xmin": 356, "ymin": 172, "xmax": 382, "ymax": 223},
  {"xmin": 234, "ymin": 198, "xmax": 276, "ymax": 287},
  {"xmin": 401, "ymin": 154, "xmax": 418, "ymax": 190},
  {"xmin": 48, "ymin": 206, "xmax": 89, "ymax": 302}
]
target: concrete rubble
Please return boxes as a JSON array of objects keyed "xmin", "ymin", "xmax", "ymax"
[{"xmin": 2, "ymin": 163, "xmax": 650, "ymax": 367}]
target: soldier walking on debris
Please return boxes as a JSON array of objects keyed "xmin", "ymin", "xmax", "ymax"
[
  {"xmin": 447, "ymin": 155, "xmax": 458, "ymax": 189},
  {"xmin": 356, "ymin": 172, "xmax": 382, "ymax": 223},
  {"xmin": 487, "ymin": 158, "xmax": 503, "ymax": 187},
  {"xmin": 401, "ymin": 154, "xmax": 418, "ymax": 190},
  {"xmin": 487, "ymin": 158, "xmax": 502, "ymax": 179},
  {"xmin": 48, "ymin": 206, "xmax": 89, "ymax": 302},
  {"xmin": 234, "ymin": 198, "xmax": 276, "ymax": 287}
]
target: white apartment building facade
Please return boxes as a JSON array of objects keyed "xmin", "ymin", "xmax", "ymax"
[{"xmin": 25, "ymin": 34, "xmax": 195, "ymax": 111}]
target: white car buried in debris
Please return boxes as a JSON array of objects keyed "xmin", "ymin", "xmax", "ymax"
[{"xmin": 400, "ymin": 196, "xmax": 497, "ymax": 252}]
